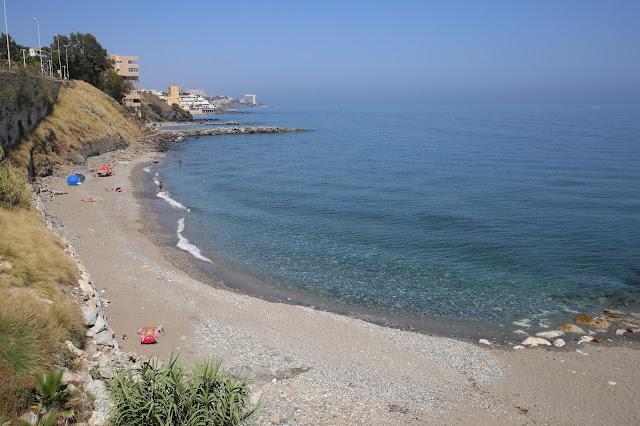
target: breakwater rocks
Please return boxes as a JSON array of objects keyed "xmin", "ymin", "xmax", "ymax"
[{"xmin": 153, "ymin": 126, "xmax": 307, "ymax": 142}]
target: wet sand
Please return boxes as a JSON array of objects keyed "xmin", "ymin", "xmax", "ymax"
[{"xmin": 39, "ymin": 141, "xmax": 640, "ymax": 425}]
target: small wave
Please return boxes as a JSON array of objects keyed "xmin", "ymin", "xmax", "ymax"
[
  {"xmin": 143, "ymin": 166, "xmax": 151, "ymax": 173},
  {"xmin": 157, "ymin": 191, "xmax": 191, "ymax": 212},
  {"xmin": 176, "ymin": 218, "xmax": 212, "ymax": 262}
]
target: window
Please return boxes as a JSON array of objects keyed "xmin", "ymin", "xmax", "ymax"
[
  {"xmin": 128, "ymin": 60, "xmax": 138, "ymax": 64},
  {"xmin": 128, "ymin": 68, "xmax": 138, "ymax": 73}
]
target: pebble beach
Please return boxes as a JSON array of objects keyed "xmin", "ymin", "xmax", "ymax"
[{"xmin": 36, "ymin": 133, "xmax": 640, "ymax": 425}]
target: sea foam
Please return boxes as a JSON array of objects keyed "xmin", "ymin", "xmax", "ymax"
[
  {"xmin": 176, "ymin": 218, "xmax": 212, "ymax": 263},
  {"xmin": 156, "ymin": 191, "xmax": 190, "ymax": 212}
]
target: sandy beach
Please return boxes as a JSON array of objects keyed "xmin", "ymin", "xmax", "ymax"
[{"xmin": 38, "ymin": 139, "xmax": 640, "ymax": 425}]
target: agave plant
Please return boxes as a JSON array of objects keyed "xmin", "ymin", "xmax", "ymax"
[
  {"xmin": 109, "ymin": 354, "xmax": 258, "ymax": 425},
  {"xmin": 33, "ymin": 371, "xmax": 74, "ymax": 421}
]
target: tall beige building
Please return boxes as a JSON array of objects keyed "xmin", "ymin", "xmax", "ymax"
[
  {"xmin": 167, "ymin": 85, "xmax": 181, "ymax": 106},
  {"xmin": 109, "ymin": 54, "xmax": 140, "ymax": 110}
]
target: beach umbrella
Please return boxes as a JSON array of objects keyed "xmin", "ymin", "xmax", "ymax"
[
  {"xmin": 76, "ymin": 173, "xmax": 86, "ymax": 184},
  {"xmin": 98, "ymin": 166, "xmax": 111, "ymax": 171},
  {"xmin": 66, "ymin": 174, "xmax": 79, "ymax": 185}
]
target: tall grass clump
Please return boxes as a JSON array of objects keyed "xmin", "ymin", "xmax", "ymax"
[
  {"xmin": 109, "ymin": 354, "xmax": 258, "ymax": 425},
  {"xmin": 0, "ymin": 148, "xmax": 31, "ymax": 209}
]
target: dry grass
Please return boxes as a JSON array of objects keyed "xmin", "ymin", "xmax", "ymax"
[
  {"xmin": 8, "ymin": 80, "xmax": 148, "ymax": 172},
  {"xmin": 0, "ymin": 208, "xmax": 84, "ymax": 378}
]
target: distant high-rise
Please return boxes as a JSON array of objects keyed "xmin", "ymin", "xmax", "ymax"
[
  {"xmin": 244, "ymin": 94, "xmax": 256, "ymax": 104},
  {"xmin": 167, "ymin": 85, "xmax": 181, "ymax": 106},
  {"xmin": 109, "ymin": 54, "xmax": 140, "ymax": 110}
]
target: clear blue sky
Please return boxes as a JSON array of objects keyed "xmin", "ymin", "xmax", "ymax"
[{"xmin": 4, "ymin": 0, "xmax": 640, "ymax": 106}]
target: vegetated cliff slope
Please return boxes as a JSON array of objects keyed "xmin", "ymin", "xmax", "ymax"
[
  {"xmin": 140, "ymin": 91, "xmax": 193, "ymax": 122},
  {"xmin": 8, "ymin": 80, "xmax": 150, "ymax": 177}
]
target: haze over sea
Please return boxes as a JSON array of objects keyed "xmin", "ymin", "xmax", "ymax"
[{"xmin": 147, "ymin": 104, "xmax": 640, "ymax": 334}]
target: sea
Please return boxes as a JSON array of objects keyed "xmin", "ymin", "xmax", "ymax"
[{"xmin": 142, "ymin": 104, "xmax": 640, "ymax": 338}]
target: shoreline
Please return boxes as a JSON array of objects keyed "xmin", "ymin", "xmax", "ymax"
[{"xmin": 37, "ymin": 133, "xmax": 640, "ymax": 424}]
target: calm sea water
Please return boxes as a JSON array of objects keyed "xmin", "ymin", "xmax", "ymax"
[{"xmin": 149, "ymin": 104, "xmax": 640, "ymax": 330}]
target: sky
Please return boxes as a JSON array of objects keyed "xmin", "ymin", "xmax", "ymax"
[{"xmin": 3, "ymin": 0, "xmax": 640, "ymax": 106}]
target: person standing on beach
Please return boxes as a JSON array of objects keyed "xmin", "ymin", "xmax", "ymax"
[{"xmin": 159, "ymin": 181, "xmax": 163, "ymax": 191}]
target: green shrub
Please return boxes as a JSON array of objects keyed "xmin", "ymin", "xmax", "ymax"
[
  {"xmin": 148, "ymin": 103, "xmax": 162, "ymax": 115},
  {"xmin": 0, "ymin": 148, "xmax": 31, "ymax": 209},
  {"xmin": 109, "ymin": 354, "xmax": 258, "ymax": 425}
]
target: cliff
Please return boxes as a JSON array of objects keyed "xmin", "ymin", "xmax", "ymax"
[{"xmin": 6, "ymin": 78, "xmax": 149, "ymax": 177}]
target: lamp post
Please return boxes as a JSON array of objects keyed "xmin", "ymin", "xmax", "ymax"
[
  {"xmin": 55, "ymin": 34, "xmax": 61, "ymax": 80},
  {"xmin": 63, "ymin": 44, "xmax": 69, "ymax": 79},
  {"xmin": 3, "ymin": 0, "xmax": 10, "ymax": 68},
  {"xmin": 20, "ymin": 47, "xmax": 25, "ymax": 67},
  {"xmin": 33, "ymin": 17, "xmax": 42, "ymax": 73}
]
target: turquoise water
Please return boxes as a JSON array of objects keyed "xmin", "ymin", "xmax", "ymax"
[{"xmin": 150, "ymin": 104, "xmax": 640, "ymax": 329}]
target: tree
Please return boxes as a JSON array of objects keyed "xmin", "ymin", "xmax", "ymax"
[
  {"xmin": 0, "ymin": 33, "xmax": 23, "ymax": 62},
  {"xmin": 99, "ymin": 68, "xmax": 133, "ymax": 104},
  {"xmin": 51, "ymin": 33, "xmax": 108, "ymax": 86}
]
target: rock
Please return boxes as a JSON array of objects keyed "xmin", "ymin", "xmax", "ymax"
[
  {"xmin": 20, "ymin": 411, "xmax": 38, "ymax": 424},
  {"xmin": 576, "ymin": 349, "xmax": 588, "ymax": 356},
  {"xmin": 604, "ymin": 309, "xmax": 624, "ymax": 315},
  {"xmin": 535, "ymin": 330, "xmax": 564, "ymax": 339},
  {"xmin": 578, "ymin": 336, "xmax": 594, "ymax": 344},
  {"xmin": 81, "ymin": 305, "xmax": 99, "ymax": 327},
  {"xmin": 593, "ymin": 337, "xmax": 603, "ymax": 343},
  {"xmin": 78, "ymin": 278, "xmax": 92, "ymax": 294},
  {"xmin": 616, "ymin": 328, "xmax": 626, "ymax": 335},
  {"xmin": 553, "ymin": 339, "xmax": 566, "ymax": 347},
  {"xmin": 478, "ymin": 339, "xmax": 493, "ymax": 346},
  {"xmin": 513, "ymin": 320, "xmax": 532, "ymax": 328},
  {"xmin": 86, "ymin": 315, "xmax": 107, "ymax": 337},
  {"xmin": 513, "ymin": 345, "xmax": 525, "ymax": 350},
  {"xmin": 65, "ymin": 340, "xmax": 85, "ymax": 358},
  {"xmin": 513, "ymin": 329, "xmax": 529, "ymax": 336},
  {"xmin": 559, "ymin": 322, "xmax": 585, "ymax": 334},
  {"xmin": 521, "ymin": 337, "xmax": 551, "ymax": 347},
  {"xmin": 575, "ymin": 313, "xmax": 611, "ymax": 330},
  {"xmin": 93, "ymin": 330, "xmax": 116, "ymax": 347}
]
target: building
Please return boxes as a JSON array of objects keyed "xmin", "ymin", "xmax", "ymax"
[
  {"xmin": 167, "ymin": 85, "xmax": 181, "ymax": 106},
  {"xmin": 244, "ymin": 94, "xmax": 256, "ymax": 104},
  {"xmin": 109, "ymin": 54, "xmax": 140, "ymax": 110},
  {"xmin": 187, "ymin": 89, "xmax": 205, "ymax": 97},
  {"xmin": 178, "ymin": 94, "xmax": 217, "ymax": 114},
  {"xmin": 27, "ymin": 48, "xmax": 51, "ymax": 59}
]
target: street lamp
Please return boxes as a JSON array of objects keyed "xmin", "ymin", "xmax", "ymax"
[
  {"xmin": 63, "ymin": 44, "xmax": 69, "ymax": 79},
  {"xmin": 33, "ymin": 17, "xmax": 42, "ymax": 73},
  {"xmin": 20, "ymin": 47, "xmax": 25, "ymax": 67},
  {"xmin": 3, "ymin": 0, "xmax": 10, "ymax": 68},
  {"xmin": 55, "ymin": 34, "xmax": 61, "ymax": 80}
]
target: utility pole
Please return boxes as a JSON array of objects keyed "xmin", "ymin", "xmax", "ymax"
[
  {"xmin": 33, "ymin": 17, "xmax": 42, "ymax": 73},
  {"xmin": 3, "ymin": 0, "xmax": 10, "ymax": 68},
  {"xmin": 63, "ymin": 44, "xmax": 69, "ymax": 79},
  {"xmin": 55, "ymin": 34, "xmax": 62, "ymax": 79},
  {"xmin": 20, "ymin": 47, "xmax": 25, "ymax": 67}
]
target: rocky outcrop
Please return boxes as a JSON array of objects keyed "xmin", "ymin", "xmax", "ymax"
[
  {"xmin": 0, "ymin": 71, "xmax": 61, "ymax": 152},
  {"xmin": 140, "ymin": 91, "xmax": 193, "ymax": 122}
]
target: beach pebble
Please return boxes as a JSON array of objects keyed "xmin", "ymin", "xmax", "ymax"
[
  {"xmin": 578, "ymin": 336, "xmax": 593, "ymax": 345},
  {"xmin": 513, "ymin": 329, "xmax": 529, "ymax": 336},
  {"xmin": 553, "ymin": 339, "xmax": 566, "ymax": 347},
  {"xmin": 576, "ymin": 349, "xmax": 588, "ymax": 356},
  {"xmin": 513, "ymin": 345, "xmax": 525, "ymax": 350},
  {"xmin": 521, "ymin": 337, "xmax": 551, "ymax": 347},
  {"xmin": 535, "ymin": 330, "xmax": 564, "ymax": 339},
  {"xmin": 513, "ymin": 321, "xmax": 532, "ymax": 328},
  {"xmin": 559, "ymin": 322, "xmax": 585, "ymax": 334},
  {"xmin": 478, "ymin": 339, "xmax": 493, "ymax": 346},
  {"xmin": 616, "ymin": 328, "xmax": 626, "ymax": 335}
]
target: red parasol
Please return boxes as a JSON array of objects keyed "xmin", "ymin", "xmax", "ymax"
[{"xmin": 98, "ymin": 166, "xmax": 112, "ymax": 171}]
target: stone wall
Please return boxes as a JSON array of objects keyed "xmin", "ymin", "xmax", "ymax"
[{"xmin": 0, "ymin": 71, "xmax": 61, "ymax": 153}]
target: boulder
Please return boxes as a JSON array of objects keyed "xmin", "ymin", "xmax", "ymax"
[
  {"xmin": 559, "ymin": 322, "xmax": 585, "ymax": 334},
  {"xmin": 535, "ymin": 330, "xmax": 564, "ymax": 339},
  {"xmin": 93, "ymin": 330, "xmax": 116, "ymax": 347},
  {"xmin": 521, "ymin": 337, "xmax": 551, "ymax": 347},
  {"xmin": 86, "ymin": 316, "xmax": 107, "ymax": 337},
  {"xmin": 575, "ymin": 313, "xmax": 611, "ymax": 330},
  {"xmin": 81, "ymin": 305, "xmax": 99, "ymax": 327}
]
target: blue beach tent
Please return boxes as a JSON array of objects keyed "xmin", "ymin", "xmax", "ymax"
[{"xmin": 66, "ymin": 174, "xmax": 79, "ymax": 185}]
